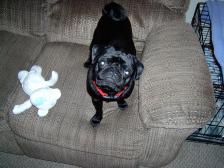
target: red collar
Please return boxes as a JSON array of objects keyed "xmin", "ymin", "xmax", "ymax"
[{"xmin": 93, "ymin": 80, "xmax": 127, "ymax": 97}]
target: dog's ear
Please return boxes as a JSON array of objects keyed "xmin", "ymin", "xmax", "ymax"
[
  {"xmin": 91, "ymin": 45, "xmax": 116, "ymax": 64},
  {"xmin": 134, "ymin": 60, "xmax": 144, "ymax": 80},
  {"xmin": 91, "ymin": 44, "xmax": 101, "ymax": 64},
  {"xmin": 105, "ymin": 46, "xmax": 116, "ymax": 53}
]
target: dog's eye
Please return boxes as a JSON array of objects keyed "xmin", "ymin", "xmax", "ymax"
[
  {"xmin": 100, "ymin": 61, "xmax": 105, "ymax": 66},
  {"xmin": 124, "ymin": 70, "xmax": 129, "ymax": 76}
]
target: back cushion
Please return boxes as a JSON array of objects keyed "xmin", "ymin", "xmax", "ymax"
[
  {"xmin": 47, "ymin": 0, "xmax": 188, "ymax": 51},
  {"xmin": 0, "ymin": 0, "xmax": 46, "ymax": 36}
]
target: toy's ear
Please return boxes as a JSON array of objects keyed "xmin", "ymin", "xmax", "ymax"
[
  {"xmin": 30, "ymin": 65, "xmax": 42, "ymax": 74},
  {"xmin": 134, "ymin": 60, "xmax": 144, "ymax": 80},
  {"xmin": 18, "ymin": 70, "xmax": 28, "ymax": 83}
]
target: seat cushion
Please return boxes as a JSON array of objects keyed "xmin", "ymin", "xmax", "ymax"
[
  {"xmin": 0, "ymin": 120, "xmax": 23, "ymax": 154},
  {"xmin": 0, "ymin": 31, "xmax": 46, "ymax": 154},
  {"xmin": 47, "ymin": 0, "xmax": 186, "ymax": 51},
  {"xmin": 0, "ymin": 31, "xmax": 46, "ymax": 119},
  {"xmin": 5, "ymin": 42, "xmax": 146, "ymax": 167}
]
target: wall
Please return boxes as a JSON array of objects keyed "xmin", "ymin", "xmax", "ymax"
[{"xmin": 185, "ymin": 0, "xmax": 206, "ymax": 23}]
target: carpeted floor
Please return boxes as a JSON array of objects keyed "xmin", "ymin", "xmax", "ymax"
[
  {"xmin": 0, "ymin": 152, "xmax": 79, "ymax": 168},
  {"xmin": 163, "ymin": 141, "xmax": 224, "ymax": 168},
  {"xmin": 0, "ymin": 141, "xmax": 224, "ymax": 168}
]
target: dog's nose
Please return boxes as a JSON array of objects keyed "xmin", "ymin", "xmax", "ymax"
[
  {"xmin": 111, "ymin": 67, "xmax": 122, "ymax": 79},
  {"xmin": 99, "ymin": 67, "xmax": 121, "ymax": 80}
]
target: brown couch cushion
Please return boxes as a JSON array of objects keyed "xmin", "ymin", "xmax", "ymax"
[
  {"xmin": 0, "ymin": 0, "xmax": 46, "ymax": 36},
  {"xmin": 0, "ymin": 120, "xmax": 23, "ymax": 154},
  {"xmin": 0, "ymin": 0, "xmax": 189, "ymax": 50},
  {"xmin": 47, "ymin": 0, "xmax": 187, "ymax": 50},
  {"xmin": 158, "ymin": 0, "xmax": 190, "ymax": 13},
  {"xmin": 4, "ymin": 40, "xmax": 196, "ymax": 167},
  {"xmin": 13, "ymin": 127, "xmax": 194, "ymax": 168},
  {"xmin": 0, "ymin": 31, "xmax": 46, "ymax": 120},
  {"xmin": 5, "ymin": 42, "xmax": 146, "ymax": 162},
  {"xmin": 139, "ymin": 21, "xmax": 215, "ymax": 129},
  {"xmin": 3, "ymin": 34, "xmax": 202, "ymax": 168},
  {"xmin": 0, "ymin": 31, "xmax": 46, "ymax": 154}
]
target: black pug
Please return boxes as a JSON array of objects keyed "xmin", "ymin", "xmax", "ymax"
[{"xmin": 85, "ymin": 2, "xmax": 144, "ymax": 127}]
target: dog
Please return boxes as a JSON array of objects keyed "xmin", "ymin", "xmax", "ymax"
[{"xmin": 85, "ymin": 2, "xmax": 144, "ymax": 127}]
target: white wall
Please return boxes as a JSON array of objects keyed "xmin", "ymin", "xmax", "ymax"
[{"xmin": 185, "ymin": 0, "xmax": 206, "ymax": 23}]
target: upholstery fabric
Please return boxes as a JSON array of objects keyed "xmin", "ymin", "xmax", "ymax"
[
  {"xmin": 0, "ymin": 31, "xmax": 46, "ymax": 120},
  {"xmin": 0, "ymin": 120, "xmax": 23, "ymax": 154},
  {"xmin": 0, "ymin": 0, "xmax": 189, "ymax": 49},
  {"xmin": 0, "ymin": 31, "xmax": 46, "ymax": 154},
  {"xmin": 158, "ymin": 0, "xmax": 190, "ymax": 13},
  {"xmin": 4, "ymin": 42, "xmax": 198, "ymax": 167},
  {"xmin": 14, "ymin": 135, "xmax": 138, "ymax": 168},
  {"xmin": 138, "ymin": 127, "xmax": 194, "ymax": 167},
  {"xmin": 5, "ymin": 43, "xmax": 146, "ymax": 166},
  {"xmin": 14, "ymin": 128, "xmax": 194, "ymax": 168},
  {"xmin": 0, "ymin": 0, "xmax": 46, "ymax": 36},
  {"xmin": 139, "ymin": 21, "xmax": 215, "ymax": 129},
  {"xmin": 0, "ymin": 0, "xmax": 216, "ymax": 167},
  {"xmin": 47, "ymin": 0, "xmax": 185, "ymax": 49}
]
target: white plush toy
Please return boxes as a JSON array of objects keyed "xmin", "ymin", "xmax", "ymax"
[{"xmin": 13, "ymin": 65, "xmax": 61, "ymax": 117}]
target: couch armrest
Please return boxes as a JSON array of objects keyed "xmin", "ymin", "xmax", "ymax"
[{"xmin": 139, "ymin": 21, "xmax": 215, "ymax": 129}]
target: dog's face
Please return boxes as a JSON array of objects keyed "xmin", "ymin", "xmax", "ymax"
[{"xmin": 91, "ymin": 45, "xmax": 143, "ymax": 95}]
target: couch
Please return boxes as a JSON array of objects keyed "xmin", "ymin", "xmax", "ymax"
[{"xmin": 0, "ymin": 0, "xmax": 215, "ymax": 167}]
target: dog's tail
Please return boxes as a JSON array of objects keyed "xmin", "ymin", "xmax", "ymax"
[{"xmin": 103, "ymin": 2, "xmax": 127, "ymax": 21}]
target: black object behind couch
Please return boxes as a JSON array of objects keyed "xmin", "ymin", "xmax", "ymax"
[{"xmin": 187, "ymin": 2, "xmax": 224, "ymax": 145}]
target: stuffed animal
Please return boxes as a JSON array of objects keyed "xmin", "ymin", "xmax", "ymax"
[{"xmin": 13, "ymin": 65, "xmax": 61, "ymax": 117}]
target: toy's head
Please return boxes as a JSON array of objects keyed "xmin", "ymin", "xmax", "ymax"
[
  {"xmin": 18, "ymin": 65, "xmax": 59, "ymax": 96},
  {"xmin": 18, "ymin": 65, "xmax": 42, "ymax": 84}
]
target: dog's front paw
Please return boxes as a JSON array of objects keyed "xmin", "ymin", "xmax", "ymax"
[
  {"xmin": 117, "ymin": 100, "xmax": 128, "ymax": 110},
  {"xmin": 90, "ymin": 115, "xmax": 102, "ymax": 127},
  {"xmin": 84, "ymin": 60, "xmax": 91, "ymax": 68}
]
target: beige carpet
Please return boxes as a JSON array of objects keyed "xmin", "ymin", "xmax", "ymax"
[
  {"xmin": 0, "ymin": 141, "xmax": 224, "ymax": 168},
  {"xmin": 0, "ymin": 152, "xmax": 79, "ymax": 168}
]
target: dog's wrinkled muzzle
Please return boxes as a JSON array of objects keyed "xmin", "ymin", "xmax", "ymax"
[
  {"xmin": 96, "ymin": 67, "xmax": 124, "ymax": 93},
  {"xmin": 96, "ymin": 78, "xmax": 122, "ymax": 93}
]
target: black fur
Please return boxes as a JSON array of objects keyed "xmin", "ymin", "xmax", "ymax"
[{"xmin": 85, "ymin": 2, "xmax": 144, "ymax": 127}]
